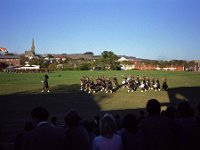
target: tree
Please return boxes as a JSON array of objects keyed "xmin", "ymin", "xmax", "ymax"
[
  {"xmin": 100, "ymin": 51, "xmax": 119, "ymax": 70},
  {"xmin": 158, "ymin": 60, "xmax": 168, "ymax": 68},
  {"xmin": 170, "ymin": 60, "xmax": 186, "ymax": 67},
  {"xmin": 78, "ymin": 62, "xmax": 92, "ymax": 70},
  {"xmin": 84, "ymin": 52, "xmax": 94, "ymax": 55},
  {"xmin": 19, "ymin": 54, "xmax": 28, "ymax": 65},
  {"xmin": 29, "ymin": 58, "xmax": 42, "ymax": 66},
  {"xmin": 48, "ymin": 62, "xmax": 57, "ymax": 71}
]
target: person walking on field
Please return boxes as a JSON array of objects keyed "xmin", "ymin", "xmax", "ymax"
[{"xmin": 41, "ymin": 74, "xmax": 50, "ymax": 93}]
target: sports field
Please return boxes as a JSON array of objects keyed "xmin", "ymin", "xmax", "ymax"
[{"xmin": 0, "ymin": 70, "xmax": 200, "ymax": 146}]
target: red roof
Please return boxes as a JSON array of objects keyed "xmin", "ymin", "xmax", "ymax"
[{"xmin": 0, "ymin": 47, "xmax": 7, "ymax": 52}]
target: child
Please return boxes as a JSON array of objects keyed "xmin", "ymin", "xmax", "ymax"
[{"xmin": 41, "ymin": 74, "xmax": 50, "ymax": 92}]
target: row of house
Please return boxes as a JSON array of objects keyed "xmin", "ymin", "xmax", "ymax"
[
  {"xmin": 0, "ymin": 38, "xmax": 199, "ymax": 71},
  {"xmin": 118, "ymin": 57, "xmax": 186, "ymax": 71},
  {"xmin": 0, "ymin": 55, "xmax": 20, "ymax": 66},
  {"xmin": 1, "ymin": 54, "xmax": 196, "ymax": 71}
]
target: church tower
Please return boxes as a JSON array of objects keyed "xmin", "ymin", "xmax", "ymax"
[
  {"xmin": 25, "ymin": 38, "xmax": 36, "ymax": 58},
  {"xmin": 31, "ymin": 38, "xmax": 35, "ymax": 55}
]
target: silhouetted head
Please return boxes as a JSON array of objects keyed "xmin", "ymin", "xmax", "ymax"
[
  {"xmin": 100, "ymin": 113, "xmax": 116, "ymax": 138},
  {"xmin": 81, "ymin": 120, "xmax": 95, "ymax": 133},
  {"xmin": 24, "ymin": 120, "xmax": 34, "ymax": 131},
  {"xmin": 44, "ymin": 75, "xmax": 49, "ymax": 79},
  {"xmin": 123, "ymin": 113, "xmax": 138, "ymax": 133},
  {"xmin": 31, "ymin": 107, "xmax": 49, "ymax": 123},
  {"xmin": 65, "ymin": 109, "xmax": 81, "ymax": 127},
  {"xmin": 165, "ymin": 106, "xmax": 176, "ymax": 120},
  {"xmin": 146, "ymin": 99, "xmax": 161, "ymax": 115},
  {"xmin": 177, "ymin": 101, "xmax": 193, "ymax": 117}
]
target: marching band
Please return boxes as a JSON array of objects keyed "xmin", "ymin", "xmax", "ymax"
[{"xmin": 80, "ymin": 75, "xmax": 168, "ymax": 94}]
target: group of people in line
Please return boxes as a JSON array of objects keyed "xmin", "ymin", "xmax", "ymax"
[
  {"xmin": 14, "ymin": 99, "xmax": 200, "ymax": 150},
  {"xmin": 80, "ymin": 75, "xmax": 168, "ymax": 94},
  {"xmin": 40, "ymin": 74, "xmax": 169, "ymax": 94}
]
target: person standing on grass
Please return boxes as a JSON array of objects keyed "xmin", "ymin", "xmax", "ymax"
[
  {"xmin": 162, "ymin": 77, "xmax": 168, "ymax": 91},
  {"xmin": 41, "ymin": 74, "xmax": 50, "ymax": 93}
]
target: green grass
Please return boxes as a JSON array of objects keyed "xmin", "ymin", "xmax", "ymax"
[
  {"xmin": 1, "ymin": 70, "xmax": 199, "ymax": 94},
  {"xmin": 0, "ymin": 70, "xmax": 200, "ymax": 115},
  {"xmin": 0, "ymin": 70, "xmax": 200, "ymax": 145}
]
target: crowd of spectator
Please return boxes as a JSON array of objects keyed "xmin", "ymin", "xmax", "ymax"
[{"xmin": 14, "ymin": 99, "xmax": 200, "ymax": 150}]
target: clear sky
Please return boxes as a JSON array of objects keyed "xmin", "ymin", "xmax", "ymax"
[{"xmin": 1, "ymin": 0, "xmax": 200, "ymax": 60}]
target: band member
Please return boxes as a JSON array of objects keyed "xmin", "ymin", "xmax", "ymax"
[
  {"xmin": 84, "ymin": 76, "xmax": 91, "ymax": 92},
  {"xmin": 121, "ymin": 75, "xmax": 128, "ymax": 88},
  {"xmin": 105, "ymin": 78, "xmax": 113, "ymax": 93},
  {"xmin": 88, "ymin": 78, "xmax": 96, "ymax": 93},
  {"xmin": 112, "ymin": 75, "xmax": 119, "ymax": 90},
  {"xmin": 140, "ymin": 77, "xmax": 147, "ymax": 92},
  {"xmin": 41, "ymin": 74, "xmax": 50, "ymax": 92},
  {"xmin": 127, "ymin": 76, "xmax": 136, "ymax": 92},
  {"xmin": 80, "ymin": 76, "xmax": 86, "ymax": 91},
  {"xmin": 151, "ymin": 76, "xmax": 155, "ymax": 90},
  {"xmin": 146, "ymin": 76, "xmax": 151, "ymax": 90},
  {"xmin": 162, "ymin": 77, "xmax": 168, "ymax": 91},
  {"xmin": 154, "ymin": 77, "xmax": 161, "ymax": 91},
  {"xmin": 135, "ymin": 75, "xmax": 141, "ymax": 88}
]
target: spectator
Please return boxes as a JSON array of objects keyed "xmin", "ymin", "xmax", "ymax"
[
  {"xmin": 50, "ymin": 116, "xmax": 58, "ymax": 127},
  {"xmin": 64, "ymin": 109, "xmax": 90, "ymax": 150},
  {"xmin": 93, "ymin": 115, "xmax": 100, "ymax": 136},
  {"xmin": 118, "ymin": 113, "xmax": 145, "ymax": 150},
  {"xmin": 139, "ymin": 99, "xmax": 176, "ymax": 150},
  {"xmin": 22, "ymin": 107, "xmax": 67, "ymax": 150},
  {"xmin": 114, "ymin": 114, "xmax": 122, "ymax": 131},
  {"xmin": 175, "ymin": 101, "xmax": 200, "ymax": 150},
  {"xmin": 14, "ymin": 120, "xmax": 34, "ymax": 150},
  {"xmin": 164, "ymin": 106, "xmax": 177, "ymax": 120},
  {"xmin": 81, "ymin": 120, "xmax": 96, "ymax": 149},
  {"xmin": 138, "ymin": 110, "xmax": 145, "ymax": 122},
  {"xmin": 92, "ymin": 113, "xmax": 123, "ymax": 150}
]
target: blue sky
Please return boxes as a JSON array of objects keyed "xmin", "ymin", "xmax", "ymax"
[{"xmin": 0, "ymin": 0, "xmax": 200, "ymax": 60}]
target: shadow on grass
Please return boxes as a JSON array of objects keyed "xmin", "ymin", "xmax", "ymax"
[
  {"xmin": 0, "ymin": 84, "xmax": 101, "ymax": 124},
  {"xmin": 0, "ymin": 84, "xmax": 101, "ymax": 146},
  {"xmin": 160, "ymin": 86, "xmax": 200, "ymax": 108},
  {"xmin": 1, "ymin": 84, "xmax": 200, "ymax": 149}
]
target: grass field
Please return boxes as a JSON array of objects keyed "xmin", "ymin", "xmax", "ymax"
[{"xmin": 0, "ymin": 70, "xmax": 200, "ymax": 146}]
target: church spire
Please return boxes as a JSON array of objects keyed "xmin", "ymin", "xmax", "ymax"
[{"xmin": 31, "ymin": 38, "xmax": 35, "ymax": 54}]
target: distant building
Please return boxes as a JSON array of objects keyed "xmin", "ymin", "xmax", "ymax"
[
  {"xmin": 53, "ymin": 53, "xmax": 101, "ymax": 61},
  {"xmin": 25, "ymin": 38, "xmax": 36, "ymax": 58},
  {"xmin": 0, "ymin": 55, "xmax": 20, "ymax": 66},
  {"xmin": 16, "ymin": 64, "xmax": 40, "ymax": 70},
  {"xmin": 117, "ymin": 57, "xmax": 129, "ymax": 62},
  {"xmin": 120, "ymin": 64, "xmax": 135, "ymax": 70}
]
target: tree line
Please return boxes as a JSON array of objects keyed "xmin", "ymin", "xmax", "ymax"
[{"xmin": 0, "ymin": 51, "xmax": 197, "ymax": 71}]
